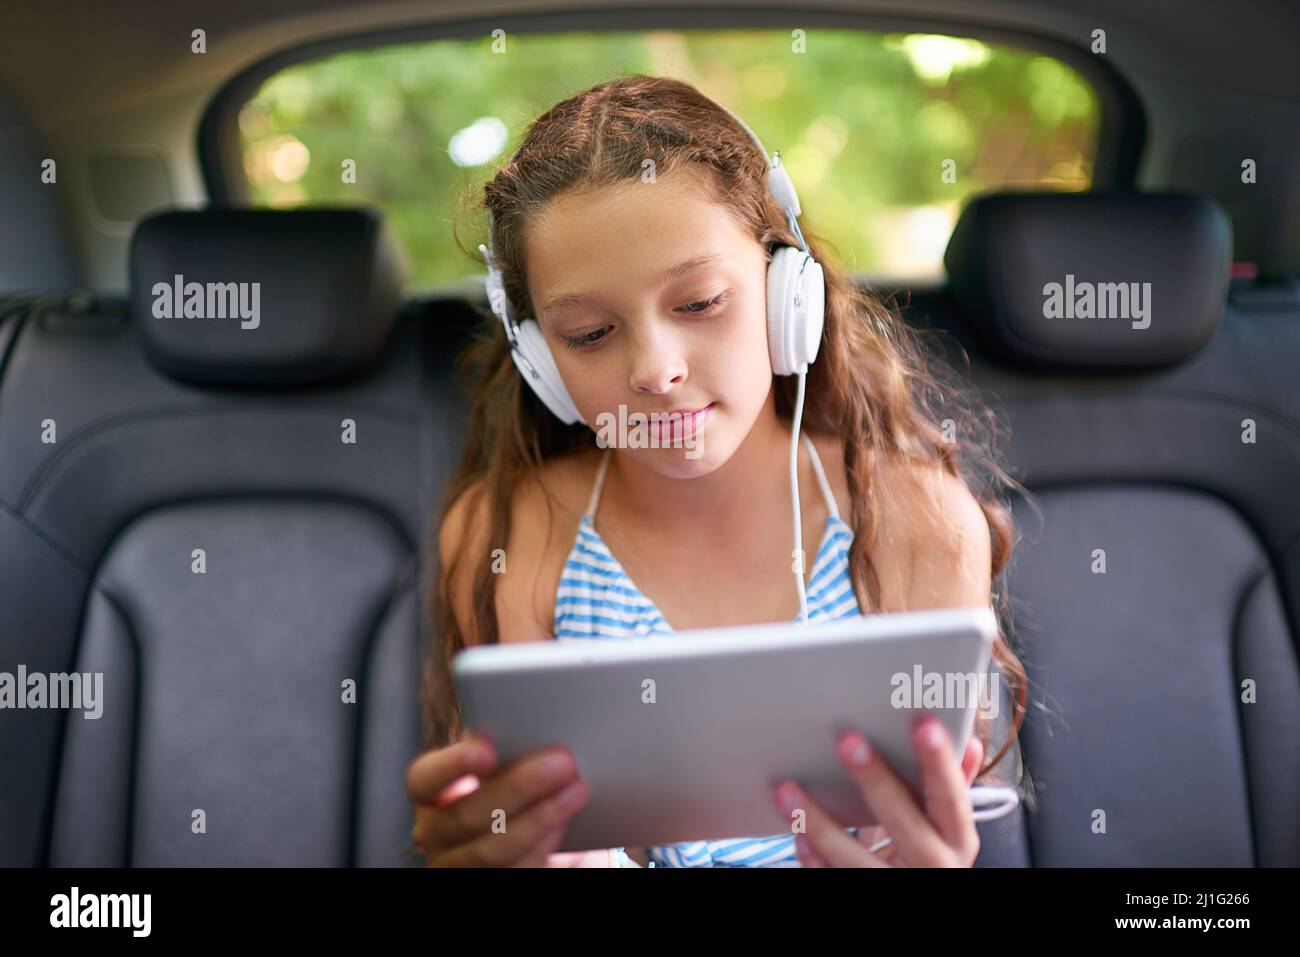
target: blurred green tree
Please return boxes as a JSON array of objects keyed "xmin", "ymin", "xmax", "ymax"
[{"xmin": 238, "ymin": 29, "xmax": 1098, "ymax": 289}]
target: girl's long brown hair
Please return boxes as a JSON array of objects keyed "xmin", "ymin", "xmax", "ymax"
[{"xmin": 422, "ymin": 73, "xmax": 1034, "ymax": 798}]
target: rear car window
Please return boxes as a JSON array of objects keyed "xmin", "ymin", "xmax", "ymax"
[{"xmin": 233, "ymin": 29, "xmax": 1101, "ymax": 288}]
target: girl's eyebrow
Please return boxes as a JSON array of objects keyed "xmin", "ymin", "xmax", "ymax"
[{"xmin": 540, "ymin": 252, "xmax": 726, "ymax": 317}]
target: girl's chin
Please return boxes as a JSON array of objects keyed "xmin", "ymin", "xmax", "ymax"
[{"xmin": 645, "ymin": 431, "xmax": 723, "ymax": 475}]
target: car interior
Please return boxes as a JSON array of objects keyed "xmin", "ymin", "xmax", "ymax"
[{"xmin": 2, "ymin": 1, "xmax": 1298, "ymax": 868}]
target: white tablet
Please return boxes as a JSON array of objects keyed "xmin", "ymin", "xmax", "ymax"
[{"xmin": 452, "ymin": 606, "xmax": 999, "ymax": 853}]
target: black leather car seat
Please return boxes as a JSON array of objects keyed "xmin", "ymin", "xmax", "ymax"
[
  {"xmin": 0, "ymin": 207, "xmax": 468, "ymax": 866},
  {"xmin": 926, "ymin": 192, "xmax": 1300, "ymax": 866}
]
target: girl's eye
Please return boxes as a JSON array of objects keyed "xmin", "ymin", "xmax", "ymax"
[
  {"xmin": 561, "ymin": 327, "xmax": 610, "ymax": 351},
  {"xmin": 559, "ymin": 291, "xmax": 731, "ymax": 351},
  {"xmin": 677, "ymin": 291, "xmax": 730, "ymax": 315}
]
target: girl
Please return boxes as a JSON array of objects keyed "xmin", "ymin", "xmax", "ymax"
[{"xmin": 407, "ymin": 74, "xmax": 1029, "ymax": 867}]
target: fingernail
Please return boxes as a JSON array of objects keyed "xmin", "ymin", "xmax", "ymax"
[
  {"xmin": 924, "ymin": 722, "xmax": 945, "ymax": 751},
  {"xmin": 839, "ymin": 732, "xmax": 871, "ymax": 767},
  {"xmin": 775, "ymin": 782, "xmax": 800, "ymax": 816},
  {"xmin": 540, "ymin": 750, "xmax": 574, "ymax": 780},
  {"xmin": 558, "ymin": 779, "xmax": 587, "ymax": 808}
]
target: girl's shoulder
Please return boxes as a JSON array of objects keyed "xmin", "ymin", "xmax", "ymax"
[
  {"xmin": 801, "ymin": 430, "xmax": 927, "ymax": 540},
  {"xmin": 439, "ymin": 448, "xmax": 597, "ymax": 645},
  {"xmin": 804, "ymin": 432, "xmax": 988, "ymax": 611},
  {"xmin": 521, "ymin": 445, "xmax": 605, "ymax": 523},
  {"xmin": 499, "ymin": 447, "xmax": 600, "ymax": 640},
  {"xmin": 870, "ymin": 451, "xmax": 992, "ymax": 610},
  {"xmin": 805, "ymin": 431, "xmax": 974, "ymax": 543}
]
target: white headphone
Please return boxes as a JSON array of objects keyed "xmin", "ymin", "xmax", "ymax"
[{"xmin": 477, "ymin": 103, "xmax": 826, "ymax": 621}]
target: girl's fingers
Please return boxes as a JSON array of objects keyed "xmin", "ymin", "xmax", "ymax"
[
  {"xmin": 405, "ymin": 735, "xmax": 496, "ymax": 805},
  {"xmin": 913, "ymin": 719, "xmax": 980, "ymax": 859},
  {"xmin": 545, "ymin": 848, "xmax": 624, "ymax": 867},
  {"xmin": 794, "ymin": 834, "xmax": 829, "ymax": 867},
  {"xmin": 961, "ymin": 733, "xmax": 985, "ymax": 786},
  {"xmin": 434, "ymin": 772, "xmax": 482, "ymax": 809},
  {"xmin": 857, "ymin": 824, "xmax": 890, "ymax": 853},
  {"xmin": 519, "ymin": 828, "xmax": 572, "ymax": 868},
  {"xmin": 857, "ymin": 827, "xmax": 903, "ymax": 867},
  {"xmin": 419, "ymin": 748, "xmax": 580, "ymax": 855},
  {"xmin": 433, "ymin": 779, "xmax": 589, "ymax": 867},
  {"xmin": 543, "ymin": 850, "xmax": 589, "ymax": 868},
  {"xmin": 774, "ymin": 781, "xmax": 889, "ymax": 868},
  {"xmin": 834, "ymin": 731, "xmax": 948, "ymax": 866}
]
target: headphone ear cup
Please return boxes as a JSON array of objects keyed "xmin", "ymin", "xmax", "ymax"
[
  {"xmin": 512, "ymin": 318, "xmax": 586, "ymax": 426},
  {"xmin": 766, "ymin": 245, "xmax": 826, "ymax": 375},
  {"xmin": 799, "ymin": 257, "xmax": 826, "ymax": 368}
]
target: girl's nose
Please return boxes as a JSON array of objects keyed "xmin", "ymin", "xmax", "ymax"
[
  {"xmin": 629, "ymin": 361, "xmax": 686, "ymax": 396},
  {"xmin": 627, "ymin": 326, "xmax": 688, "ymax": 395}
]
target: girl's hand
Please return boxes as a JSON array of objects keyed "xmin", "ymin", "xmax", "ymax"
[
  {"xmin": 544, "ymin": 848, "xmax": 631, "ymax": 867},
  {"xmin": 406, "ymin": 733, "xmax": 591, "ymax": 867},
  {"xmin": 772, "ymin": 716, "xmax": 984, "ymax": 867}
]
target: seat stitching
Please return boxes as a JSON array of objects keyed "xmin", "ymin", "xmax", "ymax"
[{"xmin": 17, "ymin": 403, "xmax": 416, "ymax": 513}]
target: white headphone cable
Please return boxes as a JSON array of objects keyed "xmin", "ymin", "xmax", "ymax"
[
  {"xmin": 790, "ymin": 366, "xmax": 810, "ymax": 623},
  {"xmin": 858, "ymin": 785, "xmax": 1023, "ymax": 856}
]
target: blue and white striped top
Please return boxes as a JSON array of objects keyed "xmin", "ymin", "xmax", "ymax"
[{"xmin": 554, "ymin": 432, "xmax": 864, "ymax": 867}]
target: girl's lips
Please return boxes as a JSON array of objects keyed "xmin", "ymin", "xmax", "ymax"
[{"xmin": 647, "ymin": 402, "xmax": 714, "ymax": 442}]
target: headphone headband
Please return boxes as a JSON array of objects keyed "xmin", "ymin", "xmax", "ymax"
[{"xmin": 716, "ymin": 106, "xmax": 805, "ymax": 234}]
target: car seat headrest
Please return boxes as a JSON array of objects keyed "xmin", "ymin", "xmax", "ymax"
[
  {"xmin": 943, "ymin": 191, "xmax": 1232, "ymax": 370},
  {"xmin": 129, "ymin": 207, "xmax": 408, "ymax": 386}
]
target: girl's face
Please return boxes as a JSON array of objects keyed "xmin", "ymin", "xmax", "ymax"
[{"xmin": 523, "ymin": 164, "xmax": 773, "ymax": 476}]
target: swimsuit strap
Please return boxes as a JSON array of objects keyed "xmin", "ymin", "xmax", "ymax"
[
  {"xmin": 585, "ymin": 447, "xmax": 613, "ymax": 518},
  {"xmin": 801, "ymin": 432, "xmax": 840, "ymax": 520}
]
